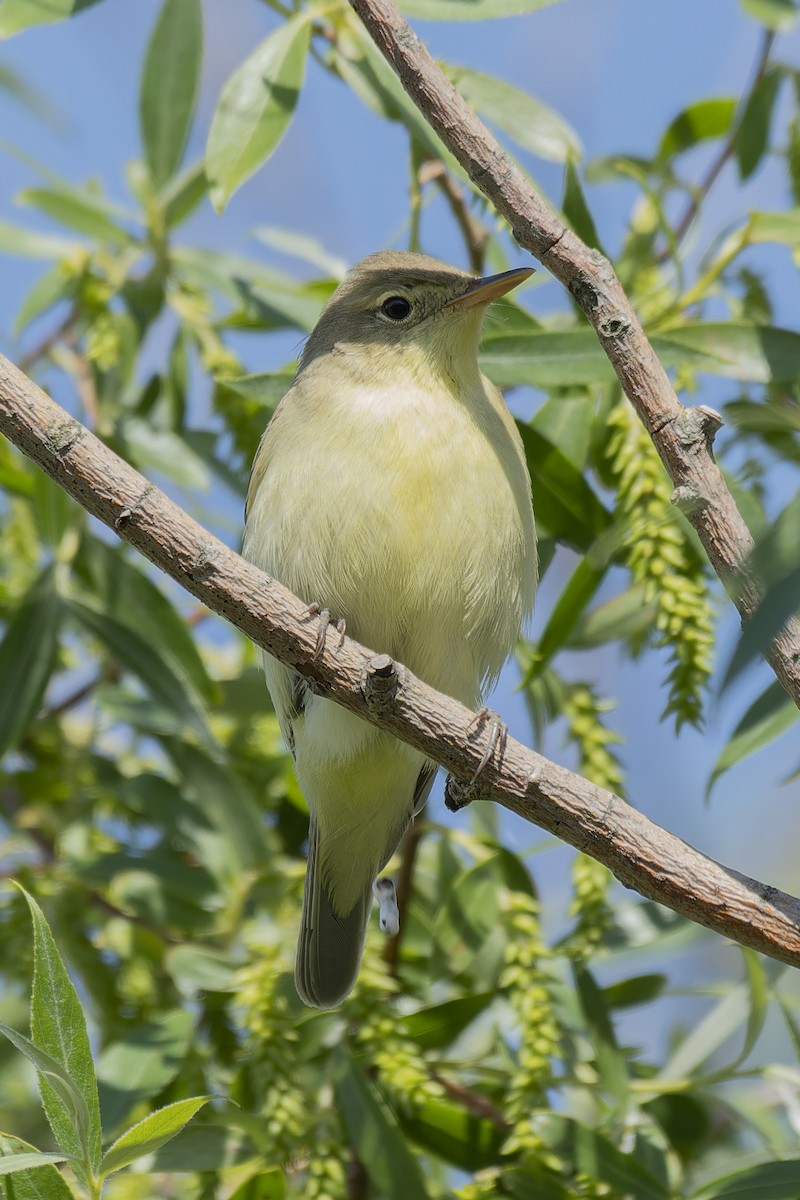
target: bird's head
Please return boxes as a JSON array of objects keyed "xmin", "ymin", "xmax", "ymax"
[{"xmin": 299, "ymin": 250, "xmax": 533, "ymax": 386}]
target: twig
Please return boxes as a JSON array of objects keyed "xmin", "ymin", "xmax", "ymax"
[
  {"xmin": 348, "ymin": 0, "xmax": 800, "ymax": 711},
  {"xmin": 418, "ymin": 158, "xmax": 488, "ymax": 274},
  {"xmin": 656, "ymin": 29, "xmax": 776, "ymax": 265},
  {"xmin": 2, "ymin": 353, "xmax": 800, "ymax": 968},
  {"xmin": 429, "ymin": 1070, "xmax": 509, "ymax": 1129},
  {"xmin": 17, "ymin": 305, "xmax": 79, "ymax": 375}
]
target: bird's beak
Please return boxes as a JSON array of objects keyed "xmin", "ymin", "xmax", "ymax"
[{"xmin": 444, "ymin": 266, "xmax": 535, "ymax": 311}]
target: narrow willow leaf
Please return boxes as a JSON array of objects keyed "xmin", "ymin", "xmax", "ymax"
[
  {"xmin": 0, "ymin": 1134, "xmax": 73, "ymax": 1198},
  {"xmin": 0, "ymin": 219, "xmax": 81, "ymax": 259},
  {"xmin": 162, "ymin": 160, "xmax": 208, "ymax": 228},
  {"xmin": 206, "ymin": 14, "xmax": 310, "ymax": 211},
  {"xmin": 658, "ymin": 97, "xmax": 737, "ymax": 159},
  {"xmin": 100, "ymin": 1096, "xmax": 212, "ymax": 1178},
  {"xmin": 562, "ymin": 158, "xmax": 603, "ymax": 250},
  {"xmin": 97, "ymin": 1009, "xmax": 194, "ymax": 1131},
  {"xmin": 19, "ymin": 889, "xmax": 102, "ymax": 1172},
  {"xmin": 0, "ymin": 1153, "xmax": 68, "ymax": 1177},
  {"xmin": 140, "ymin": 0, "xmax": 203, "ymax": 188},
  {"xmin": 18, "ymin": 186, "xmax": 131, "ymax": 246},
  {"xmin": 690, "ymin": 1158, "xmax": 800, "ymax": 1200},
  {"xmin": 0, "ymin": 569, "xmax": 59, "ymax": 760},
  {"xmin": 741, "ymin": 0, "xmax": 798, "ymax": 29},
  {"xmin": 333, "ymin": 1050, "xmax": 429, "ymax": 1200},
  {"xmin": 736, "ymin": 66, "xmax": 784, "ymax": 179},
  {"xmin": 707, "ymin": 681, "xmax": 800, "ymax": 795},
  {"xmin": 446, "ymin": 64, "xmax": 581, "ymax": 162},
  {"xmin": 68, "ymin": 599, "xmax": 209, "ymax": 738},
  {"xmin": 516, "ymin": 424, "xmax": 611, "ymax": 551},
  {"xmin": 536, "ymin": 557, "xmax": 605, "ymax": 666},
  {"xmin": 400, "ymin": 993, "xmax": 494, "ymax": 1051},
  {"xmin": 574, "ymin": 965, "xmax": 630, "ymax": 1111},
  {"xmin": 0, "ymin": 0, "xmax": 105, "ymax": 38},
  {"xmin": 254, "ymin": 226, "xmax": 347, "ymax": 278},
  {"xmin": 397, "ymin": 1096, "xmax": 505, "ymax": 1172},
  {"xmin": 533, "ymin": 1114, "xmax": 670, "ymax": 1199}
]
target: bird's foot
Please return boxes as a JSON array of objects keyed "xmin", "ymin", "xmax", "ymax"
[
  {"xmin": 302, "ymin": 604, "xmax": 347, "ymax": 659},
  {"xmin": 372, "ymin": 877, "xmax": 400, "ymax": 936},
  {"xmin": 444, "ymin": 708, "xmax": 508, "ymax": 812}
]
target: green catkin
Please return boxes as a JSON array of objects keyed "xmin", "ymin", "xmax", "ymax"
[
  {"xmin": 562, "ymin": 684, "xmax": 621, "ymax": 959},
  {"xmin": 606, "ymin": 400, "xmax": 715, "ymax": 728},
  {"xmin": 500, "ymin": 893, "xmax": 560, "ymax": 1158}
]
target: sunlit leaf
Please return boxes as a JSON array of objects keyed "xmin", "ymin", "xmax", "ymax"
[
  {"xmin": 140, "ymin": 0, "xmax": 203, "ymax": 188},
  {"xmin": 446, "ymin": 64, "xmax": 580, "ymax": 162},
  {"xmin": 0, "ymin": 1135, "xmax": 72, "ymax": 1197},
  {"xmin": 690, "ymin": 1159, "xmax": 800, "ymax": 1200},
  {"xmin": 402, "ymin": 0, "xmax": 560, "ymax": 15},
  {"xmin": 708, "ymin": 681, "xmax": 800, "ymax": 795},
  {"xmin": 736, "ymin": 66, "xmax": 784, "ymax": 179},
  {"xmin": 658, "ymin": 97, "xmax": 737, "ymax": 159},
  {"xmin": 206, "ymin": 13, "xmax": 311, "ymax": 211},
  {"xmin": 0, "ymin": 0, "xmax": 105, "ymax": 38},
  {"xmin": 100, "ymin": 1096, "xmax": 212, "ymax": 1177},
  {"xmin": 741, "ymin": 0, "xmax": 798, "ymax": 28}
]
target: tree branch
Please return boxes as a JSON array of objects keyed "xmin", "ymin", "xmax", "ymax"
[
  {"xmin": 348, "ymin": 0, "xmax": 800, "ymax": 711},
  {"xmin": 2, "ymin": 352, "xmax": 800, "ymax": 968}
]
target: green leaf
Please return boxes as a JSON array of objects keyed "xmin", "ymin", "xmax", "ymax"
[
  {"xmin": 97, "ymin": 1009, "xmax": 195, "ymax": 1132},
  {"xmin": 658, "ymin": 97, "xmax": 737, "ymax": 159},
  {"xmin": 400, "ymin": 993, "xmax": 494, "ymax": 1050},
  {"xmin": 707, "ymin": 681, "xmax": 800, "ymax": 795},
  {"xmin": 401, "ymin": 0, "xmax": 560, "ymax": 17},
  {"xmin": 0, "ymin": 569, "xmax": 60, "ymax": 760},
  {"xmin": 0, "ymin": 219, "xmax": 81, "ymax": 259},
  {"xmin": 21, "ymin": 888, "xmax": 102, "ymax": 1171},
  {"xmin": 516, "ymin": 424, "xmax": 611, "ymax": 551},
  {"xmin": 18, "ymin": 186, "xmax": 131, "ymax": 246},
  {"xmin": 562, "ymin": 158, "xmax": 603, "ymax": 251},
  {"xmin": 652, "ymin": 322, "xmax": 800, "ymax": 383},
  {"xmin": 573, "ymin": 965, "xmax": 630, "ymax": 1111},
  {"xmin": 398, "ymin": 1096, "xmax": 505, "ymax": 1171},
  {"xmin": 14, "ymin": 261, "xmax": 74, "ymax": 337},
  {"xmin": 0, "ymin": 1020, "xmax": 94, "ymax": 1152},
  {"xmin": 140, "ymin": 0, "xmax": 203, "ymax": 187},
  {"xmin": 480, "ymin": 327, "xmax": 613, "ymax": 387},
  {"xmin": 535, "ymin": 558, "xmax": 605, "ymax": 666},
  {"xmin": 122, "ymin": 418, "xmax": 210, "ymax": 489},
  {"xmin": 253, "ymin": 227, "xmax": 347, "ymax": 278},
  {"xmin": 100, "ymin": 1096, "xmax": 212, "ymax": 1178},
  {"xmin": 690, "ymin": 1159, "xmax": 800, "ymax": 1200},
  {"xmin": 601, "ymin": 974, "xmax": 667, "ymax": 1010},
  {"xmin": 76, "ymin": 536, "xmax": 216, "ymax": 704},
  {"xmin": 68, "ymin": 598, "xmax": 209, "ymax": 739},
  {"xmin": 534, "ymin": 1114, "xmax": 670, "ymax": 1199},
  {"xmin": 333, "ymin": 1050, "xmax": 430, "ymax": 1200},
  {"xmin": 568, "ymin": 585, "xmax": 657, "ymax": 650},
  {"xmin": 161, "ymin": 160, "xmax": 208, "ymax": 228},
  {"xmin": 0, "ymin": 0, "xmax": 105, "ymax": 37},
  {"xmin": 147, "ymin": 1123, "xmax": 257, "ymax": 1173},
  {"xmin": 0, "ymin": 1155, "xmax": 68, "ymax": 1178},
  {"xmin": 446, "ymin": 64, "xmax": 580, "ymax": 162},
  {"xmin": 742, "ymin": 0, "xmax": 798, "ymax": 28},
  {"xmin": 206, "ymin": 13, "xmax": 311, "ymax": 211},
  {"xmin": 0, "ymin": 1135, "xmax": 73, "ymax": 1198},
  {"xmin": 736, "ymin": 66, "xmax": 783, "ymax": 179}
]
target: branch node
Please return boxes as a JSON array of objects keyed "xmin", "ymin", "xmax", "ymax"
[
  {"xmin": 50, "ymin": 420, "xmax": 82, "ymax": 457},
  {"xmin": 670, "ymin": 485, "xmax": 711, "ymax": 516},
  {"xmin": 363, "ymin": 653, "xmax": 400, "ymax": 709},
  {"xmin": 597, "ymin": 312, "xmax": 632, "ymax": 341},
  {"xmin": 190, "ymin": 547, "xmax": 217, "ymax": 583}
]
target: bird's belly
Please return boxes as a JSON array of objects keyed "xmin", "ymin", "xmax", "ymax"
[{"xmin": 245, "ymin": 387, "xmax": 529, "ymax": 705}]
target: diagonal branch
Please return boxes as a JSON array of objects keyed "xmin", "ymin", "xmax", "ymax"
[
  {"xmin": 348, "ymin": 0, "xmax": 800, "ymax": 711},
  {"xmin": 1, "ymin": 351, "xmax": 800, "ymax": 967}
]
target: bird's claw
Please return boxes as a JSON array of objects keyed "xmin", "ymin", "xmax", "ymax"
[
  {"xmin": 302, "ymin": 604, "xmax": 346, "ymax": 660},
  {"xmin": 444, "ymin": 708, "xmax": 508, "ymax": 812},
  {"xmin": 373, "ymin": 877, "xmax": 399, "ymax": 936}
]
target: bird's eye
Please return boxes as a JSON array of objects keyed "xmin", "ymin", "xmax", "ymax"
[{"xmin": 380, "ymin": 296, "xmax": 412, "ymax": 321}]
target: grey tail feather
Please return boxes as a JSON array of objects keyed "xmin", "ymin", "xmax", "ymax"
[{"xmin": 295, "ymin": 818, "xmax": 372, "ymax": 1010}]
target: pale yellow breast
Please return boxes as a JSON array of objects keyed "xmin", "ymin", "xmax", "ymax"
[{"xmin": 244, "ymin": 354, "xmax": 536, "ymax": 708}]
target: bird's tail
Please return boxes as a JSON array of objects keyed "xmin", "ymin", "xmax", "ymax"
[{"xmin": 295, "ymin": 817, "xmax": 373, "ymax": 1009}]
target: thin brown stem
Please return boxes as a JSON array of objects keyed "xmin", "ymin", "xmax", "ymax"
[
  {"xmin": 18, "ymin": 305, "xmax": 79, "ymax": 375},
  {"xmin": 383, "ymin": 812, "xmax": 425, "ymax": 977},
  {"xmin": 656, "ymin": 29, "xmax": 776, "ymax": 265},
  {"xmin": 418, "ymin": 158, "xmax": 489, "ymax": 274}
]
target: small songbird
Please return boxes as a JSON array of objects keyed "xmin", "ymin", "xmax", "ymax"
[{"xmin": 243, "ymin": 250, "xmax": 537, "ymax": 1008}]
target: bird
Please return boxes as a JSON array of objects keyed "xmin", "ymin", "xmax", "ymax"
[{"xmin": 243, "ymin": 250, "xmax": 537, "ymax": 1008}]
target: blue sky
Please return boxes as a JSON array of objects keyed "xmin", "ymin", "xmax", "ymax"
[{"xmin": 2, "ymin": 0, "xmax": 799, "ymax": 993}]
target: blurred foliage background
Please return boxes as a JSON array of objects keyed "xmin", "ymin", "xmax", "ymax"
[{"xmin": 2, "ymin": 0, "xmax": 800, "ymax": 1196}]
